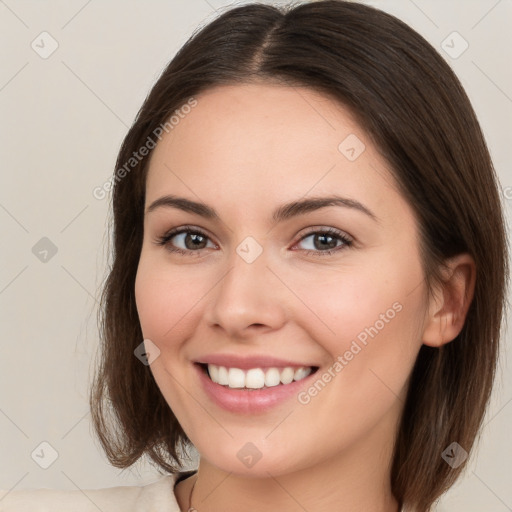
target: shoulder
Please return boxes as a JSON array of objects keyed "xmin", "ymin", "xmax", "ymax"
[{"xmin": 0, "ymin": 472, "xmax": 188, "ymax": 512}]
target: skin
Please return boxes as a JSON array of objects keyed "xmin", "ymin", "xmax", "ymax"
[{"xmin": 134, "ymin": 82, "xmax": 475, "ymax": 512}]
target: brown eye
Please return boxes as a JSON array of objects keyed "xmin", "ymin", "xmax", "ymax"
[
  {"xmin": 155, "ymin": 227, "xmax": 216, "ymax": 255},
  {"xmin": 295, "ymin": 228, "xmax": 353, "ymax": 256}
]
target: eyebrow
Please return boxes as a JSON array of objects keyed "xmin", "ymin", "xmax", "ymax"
[{"xmin": 145, "ymin": 194, "xmax": 378, "ymax": 223}]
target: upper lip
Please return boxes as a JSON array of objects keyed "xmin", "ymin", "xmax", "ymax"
[{"xmin": 195, "ymin": 353, "xmax": 318, "ymax": 370}]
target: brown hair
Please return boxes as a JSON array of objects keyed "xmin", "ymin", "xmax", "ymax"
[{"xmin": 89, "ymin": 1, "xmax": 509, "ymax": 510}]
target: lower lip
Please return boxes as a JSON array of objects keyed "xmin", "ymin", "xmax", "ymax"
[{"xmin": 194, "ymin": 363, "xmax": 318, "ymax": 414}]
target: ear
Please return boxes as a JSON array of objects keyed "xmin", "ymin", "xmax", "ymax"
[{"xmin": 422, "ymin": 253, "xmax": 476, "ymax": 347}]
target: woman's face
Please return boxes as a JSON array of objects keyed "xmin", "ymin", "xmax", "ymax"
[{"xmin": 135, "ymin": 82, "xmax": 428, "ymax": 477}]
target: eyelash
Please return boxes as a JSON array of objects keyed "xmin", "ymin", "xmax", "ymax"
[{"xmin": 153, "ymin": 225, "xmax": 353, "ymax": 257}]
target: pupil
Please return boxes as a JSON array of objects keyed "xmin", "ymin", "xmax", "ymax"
[
  {"xmin": 315, "ymin": 234, "xmax": 337, "ymax": 250},
  {"xmin": 186, "ymin": 233, "xmax": 206, "ymax": 250}
]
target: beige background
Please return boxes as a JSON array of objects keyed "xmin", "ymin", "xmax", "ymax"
[{"xmin": 1, "ymin": 0, "xmax": 511, "ymax": 510}]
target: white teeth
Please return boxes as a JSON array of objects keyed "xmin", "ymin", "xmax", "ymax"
[
  {"xmin": 208, "ymin": 364, "xmax": 219, "ymax": 383},
  {"xmin": 206, "ymin": 364, "xmax": 314, "ymax": 389},
  {"xmin": 264, "ymin": 368, "xmax": 281, "ymax": 387},
  {"xmin": 294, "ymin": 367, "xmax": 312, "ymax": 381},
  {"xmin": 227, "ymin": 368, "xmax": 245, "ymax": 388},
  {"xmin": 245, "ymin": 368, "xmax": 266, "ymax": 389},
  {"xmin": 217, "ymin": 366, "xmax": 229, "ymax": 385},
  {"xmin": 280, "ymin": 367, "xmax": 295, "ymax": 385}
]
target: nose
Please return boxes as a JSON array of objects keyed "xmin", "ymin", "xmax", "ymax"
[{"xmin": 203, "ymin": 243, "xmax": 288, "ymax": 339}]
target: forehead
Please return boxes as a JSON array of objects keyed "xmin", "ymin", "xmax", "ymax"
[
  {"xmin": 145, "ymin": 82, "xmax": 400, "ymax": 218},
  {"xmin": 149, "ymin": 82, "xmax": 362, "ymax": 168}
]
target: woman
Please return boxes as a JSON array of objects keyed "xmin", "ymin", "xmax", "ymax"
[{"xmin": 1, "ymin": 1, "xmax": 508, "ymax": 511}]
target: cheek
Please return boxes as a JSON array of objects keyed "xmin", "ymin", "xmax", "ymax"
[
  {"xmin": 288, "ymin": 267, "xmax": 403, "ymax": 345},
  {"xmin": 290, "ymin": 261, "xmax": 425, "ymax": 387},
  {"xmin": 134, "ymin": 258, "xmax": 201, "ymax": 415},
  {"xmin": 134, "ymin": 256, "xmax": 201, "ymax": 343}
]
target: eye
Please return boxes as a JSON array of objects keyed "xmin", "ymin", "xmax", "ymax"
[
  {"xmin": 154, "ymin": 226, "xmax": 216, "ymax": 256},
  {"xmin": 153, "ymin": 226, "xmax": 353, "ymax": 257},
  {"xmin": 293, "ymin": 227, "xmax": 353, "ymax": 257}
]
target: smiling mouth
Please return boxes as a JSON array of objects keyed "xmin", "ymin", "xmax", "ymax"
[{"xmin": 197, "ymin": 363, "xmax": 319, "ymax": 390}]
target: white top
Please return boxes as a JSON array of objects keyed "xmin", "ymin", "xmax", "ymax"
[
  {"xmin": 0, "ymin": 470, "xmax": 408, "ymax": 511},
  {"xmin": 0, "ymin": 470, "xmax": 195, "ymax": 512}
]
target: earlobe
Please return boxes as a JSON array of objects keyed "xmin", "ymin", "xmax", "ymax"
[{"xmin": 422, "ymin": 253, "xmax": 476, "ymax": 348}]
